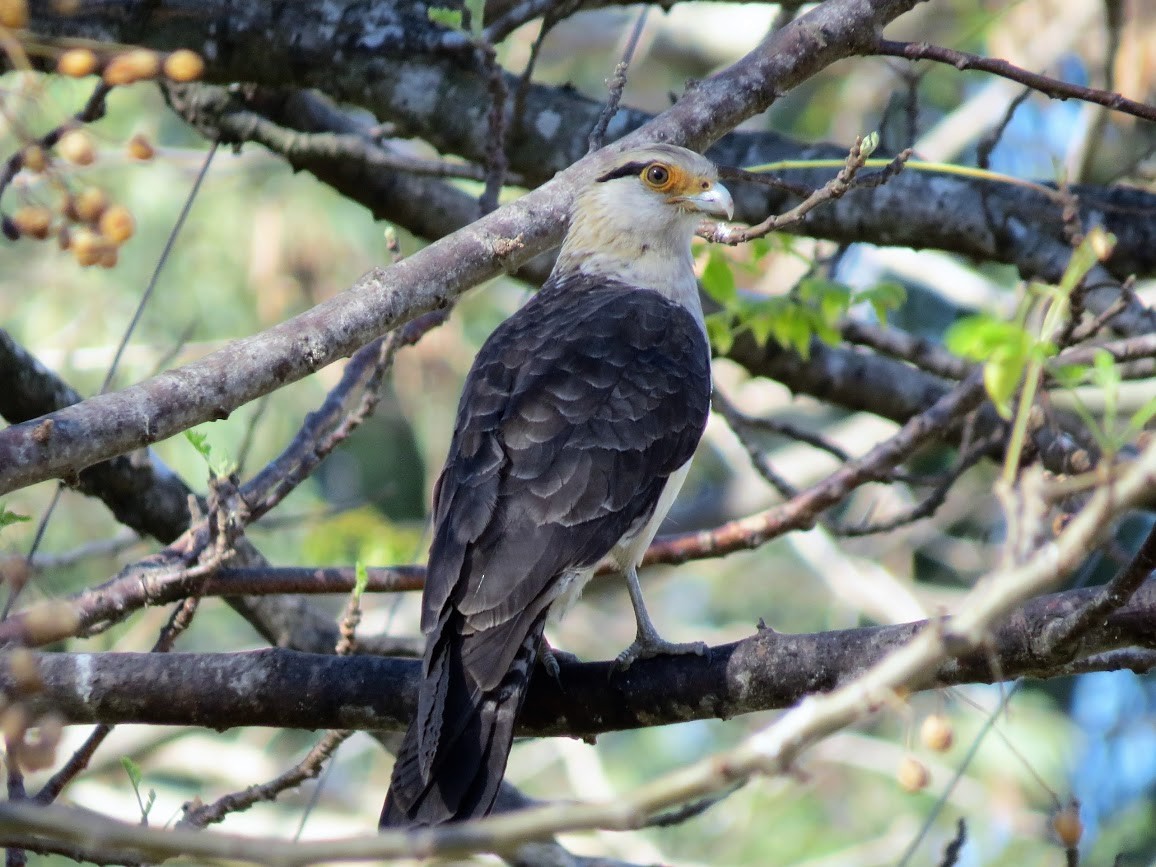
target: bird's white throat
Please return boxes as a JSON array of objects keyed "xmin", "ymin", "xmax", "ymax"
[{"xmin": 554, "ymin": 180, "xmax": 706, "ymax": 321}]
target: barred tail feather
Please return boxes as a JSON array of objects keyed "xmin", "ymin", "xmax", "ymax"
[{"xmin": 380, "ymin": 616, "xmax": 545, "ymax": 827}]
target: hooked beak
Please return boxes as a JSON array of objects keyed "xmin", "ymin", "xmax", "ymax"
[{"xmin": 673, "ymin": 182, "xmax": 734, "ymax": 219}]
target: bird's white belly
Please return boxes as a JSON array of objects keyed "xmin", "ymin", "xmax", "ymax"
[
  {"xmin": 612, "ymin": 460, "xmax": 692, "ymax": 571},
  {"xmin": 548, "ymin": 567, "xmax": 597, "ymax": 624},
  {"xmin": 546, "ymin": 460, "xmax": 692, "ymax": 625}
]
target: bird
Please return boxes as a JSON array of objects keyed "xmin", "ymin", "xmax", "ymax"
[{"xmin": 380, "ymin": 143, "xmax": 734, "ymax": 828}]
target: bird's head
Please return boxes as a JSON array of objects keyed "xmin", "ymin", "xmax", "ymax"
[{"xmin": 555, "ymin": 144, "xmax": 733, "ymax": 294}]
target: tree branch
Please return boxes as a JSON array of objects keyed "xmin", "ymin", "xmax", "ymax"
[
  {"xmin": 873, "ymin": 38, "xmax": 1156, "ymax": 124},
  {"xmin": 9, "ymin": 577, "xmax": 1156, "ymax": 737}
]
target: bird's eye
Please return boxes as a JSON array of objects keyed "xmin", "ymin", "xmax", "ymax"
[{"xmin": 643, "ymin": 164, "xmax": 671, "ymax": 188}]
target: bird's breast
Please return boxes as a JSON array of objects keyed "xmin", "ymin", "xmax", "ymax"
[{"xmin": 547, "ymin": 566, "xmax": 597, "ymax": 624}]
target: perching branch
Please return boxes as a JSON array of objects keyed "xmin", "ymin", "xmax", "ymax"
[{"xmin": 10, "ymin": 576, "xmax": 1156, "ymax": 737}]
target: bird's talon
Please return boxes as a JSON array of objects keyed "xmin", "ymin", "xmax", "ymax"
[
  {"xmin": 538, "ymin": 645, "xmax": 580, "ymax": 683},
  {"xmin": 613, "ymin": 637, "xmax": 708, "ymax": 671}
]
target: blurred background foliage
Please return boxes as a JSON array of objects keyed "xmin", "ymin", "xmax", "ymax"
[{"xmin": 3, "ymin": 0, "xmax": 1156, "ymax": 864}]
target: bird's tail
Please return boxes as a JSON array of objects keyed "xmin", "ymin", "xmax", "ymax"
[{"xmin": 380, "ymin": 616, "xmax": 545, "ymax": 828}]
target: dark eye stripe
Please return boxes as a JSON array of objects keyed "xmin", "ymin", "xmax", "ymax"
[{"xmin": 595, "ymin": 161, "xmax": 652, "ymax": 183}]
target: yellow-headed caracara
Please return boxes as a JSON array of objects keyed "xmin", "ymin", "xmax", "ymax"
[{"xmin": 381, "ymin": 144, "xmax": 734, "ymax": 827}]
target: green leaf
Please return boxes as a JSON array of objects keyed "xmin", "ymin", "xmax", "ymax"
[
  {"xmin": 121, "ymin": 756, "xmax": 143, "ymax": 789},
  {"xmin": 185, "ymin": 428, "xmax": 235, "ymax": 478},
  {"xmin": 945, "ymin": 315, "xmax": 1029, "ymax": 361},
  {"xmin": 705, "ymin": 313, "xmax": 734, "ymax": 356},
  {"xmin": 701, "ymin": 251, "xmax": 737, "ymax": 307},
  {"xmin": 854, "ymin": 281, "xmax": 906, "ymax": 324},
  {"xmin": 767, "ymin": 304, "xmax": 812, "ymax": 359},
  {"xmin": 0, "ymin": 506, "xmax": 30, "ymax": 531},
  {"xmin": 983, "ymin": 345, "xmax": 1027, "ymax": 420},
  {"xmin": 427, "ymin": 6, "xmax": 464, "ymax": 29},
  {"xmin": 1126, "ymin": 394, "xmax": 1156, "ymax": 437},
  {"xmin": 185, "ymin": 429, "xmax": 212, "ymax": 463},
  {"xmin": 748, "ymin": 236, "xmax": 774, "ymax": 264},
  {"xmin": 1050, "ymin": 363, "xmax": 1089, "ymax": 389},
  {"xmin": 464, "ymin": 0, "xmax": 485, "ymax": 34},
  {"xmin": 1091, "ymin": 350, "xmax": 1121, "ymax": 438},
  {"xmin": 859, "ymin": 131, "xmax": 880, "ymax": 160},
  {"xmin": 354, "ymin": 561, "xmax": 369, "ymax": 599},
  {"xmin": 747, "ymin": 310, "xmax": 775, "ymax": 347},
  {"xmin": 811, "ymin": 316, "xmax": 841, "ymax": 348},
  {"xmin": 798, "ymin": 277, "xmax": 851, "ymax": 328},
  {"xmin": 1090, "ymin": 349, "xmax": 1121, "ymax": 389},
  {"xmin": 1057, "ymin": 227, "xmax": 1114, "ymax": 296}
]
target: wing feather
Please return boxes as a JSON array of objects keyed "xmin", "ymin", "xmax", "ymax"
[{"xmin": 400, "ymin": 276, "xmax": 710, "ymax": 820}]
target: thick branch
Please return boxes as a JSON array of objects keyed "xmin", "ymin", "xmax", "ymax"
[
  {"xmin": 9, "ymin": 578, "xmax": 1156, "ymax": 737},
  {"xmin": 0, "ymin": 331, "xmax": 192, "ymax": 543}
]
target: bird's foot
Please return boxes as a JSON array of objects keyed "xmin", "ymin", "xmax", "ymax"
[
  {"xmin": 538, "ymin": 643, "xmax": 580, "ymax": 683},
  {"xmin": 613, "ymin": 634, "xmax": 709, "ymax": 671}
]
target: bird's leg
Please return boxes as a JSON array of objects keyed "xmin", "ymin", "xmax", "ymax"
[
  {"xmin": 615, "ymin": 565, "xmax": 708, "ymax": 670},
  {"xmin": 537, "ymin": 638, "xmax": 580, "ymax": 683}
]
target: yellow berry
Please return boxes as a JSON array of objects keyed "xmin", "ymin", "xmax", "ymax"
[
  {"xmin": 0, "ymin": 555, "xmax": 30, "ymax": 591},
  {"xmin": 71, "ymin": 227, "xmax": 104, "ymax": 266},
  {"xmin": 6, "ymin": 648, "xmax": 42, "ymax": 694},
  {"xmin": 56, "ymin": 128, "xmax": 96, "ymax": 166},
  {"xmin": 0, "ymin": 0, "xmax": 28, "ymax": 30},
  {"xmin": 98, "ymin": 245, "xmax": 118, "ymax": 268},
  {"xmin": 127, "ymin": 132, "xmax": 155, "ymax": 161},
  {"xmin": 163, "ymin": 49, "xmax": 204, "ymax": 82},
  {"xmin": 897, "ymin": 756, "xmax": 929, "ymax": 793},
  {"xmin": 919, "ymin": 714, "xmax": 954, "ymax": 753},
  {"xmin": 99, "ymin": 205, "xmax": 134, "ymax": 244},
  {"xmin": 103, "ymin": 48, "xmax": 160, "ymax": 86},
  {"xmin": 11, "ymin": 205, "xmax": 53, "ymax": 240},
  {"xmin": 21, "ymin": 144, "xmax": 47, "ymax": 172},
  {"xmin": 0, "ymin": 704, "xmax": 29, "ymax": 745},
  {"xmin": 74, "ymin": 187, "xmax": 108, "ymax": 223},
  {"xmin": 22, "ymin": 605, "xmax": 81, "ymax": 647},
  {"xmin": 1052, "ymin": 803, "xmax": 1083, "ymax": 848},
  {"xmin": 57, "ymin": 47, "xmax": 98, "ymax": 78}
]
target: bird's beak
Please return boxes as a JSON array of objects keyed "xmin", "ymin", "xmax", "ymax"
[{"xmin": 675, "ymin": 183, "xmax": 734, "ymax": 219}]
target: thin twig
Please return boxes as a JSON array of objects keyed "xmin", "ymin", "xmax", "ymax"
[
  {"xmin": 936, "ymin": 819, "xmax": 967, "ymax": 867},
  {"xmin": 32, "ymin": 481, "xmax": 240, "ymax": 806},
  {"xmin": 0, "ymin": 82, "xmax": 112, "ymax": 202},
  {"xmin": 841, "ymin": 320, "xmax": 973, "ymax": 382},
  {"xmin": 976, "ymin": 88, "xmax": 1032, "ymax": 171},
  {"xmin": 875, "ymin": 39, "xmax": 1156, "ymax": 124},
  {"xmin": 511, "ymin": 2, "xmax": 567, "ymax": 135},
  {"xmin": 646, "ymin": 372, "xmax": 987, "ymax": 567},
  {"xmin": 1037, "ymin": 519, "xmax": 1156, "ymax": 659},
  {"xmin": 702, "ymin": 141, "xmax": 913, "ymax": 245},
  {"xmin": 100, "ymin": 142, "xmax": 219, "ymax": 394},
  {"xmin": 588, "ymin": 8, "xmax": 649, "ymax": 153},
  {"xmin": 479, "ymin": 44, "xmax": 510, "ymax": 215},
  {"xmin": 3, "ymin": 140, "xmax": 216, "ymax": 622},
  {"xmin": 177, "ymin": 729, "xmax": 352, "ymax": 830}
]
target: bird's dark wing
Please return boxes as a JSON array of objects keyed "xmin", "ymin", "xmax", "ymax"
[{"xmin": 381, "ymin": 278, "xmax": 710, "ymax": 826}]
